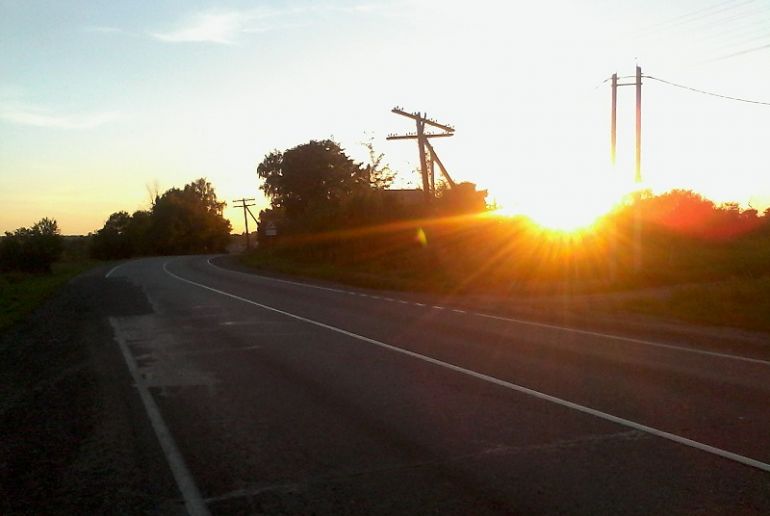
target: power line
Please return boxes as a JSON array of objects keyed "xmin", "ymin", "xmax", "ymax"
[{"xmin": 643, "ymin": 75, "xmax": 770, "ymax": 106}]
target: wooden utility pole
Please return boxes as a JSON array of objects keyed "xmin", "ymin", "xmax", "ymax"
[
  {"xmin": 233, "ymin": 198, "xmax": 257, "ymax": 250},
  {"xmin": 387, "ymin": 107, "xmax": 456, "ymax": 203}
]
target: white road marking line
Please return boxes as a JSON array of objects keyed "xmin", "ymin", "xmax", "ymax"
[
  {"xmin": 383, "ymin": 298, "xmax": 395, "ymax": 302},
  {"xmin": 433, "ymin": 306, "xmax": 445, "ymax": 310},
  {"xmin": 163, "ymin": 260, "xmax": 770, "ymax": 474},
  {"xmin": 105, "ymin": 262, "xmax": 125, "ymax": 278},
  {"xmin": 205, "ymin": 255, "xmax": 769, "ymax": 366},
  {"xmin": 110, "ymin": 317, "xmax": 211, "ymax": 516},
  {"xmin": 473, "ymin": 312, "xmax": 770, "ymax": 366},
  {"xmin": 398, "ymin": 300, "xmax": 409, "ymax": 304},
  {"xmin": 453, "ymin": 309, "xmax": 467, "ymax": 314}
]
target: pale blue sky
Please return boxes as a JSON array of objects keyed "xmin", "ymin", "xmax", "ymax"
[{"xmin": 2, "ymin": 0, "xmax": 770, "ymax": 233}]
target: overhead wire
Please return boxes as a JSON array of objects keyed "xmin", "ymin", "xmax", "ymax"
[{"xmin": 643, "ymin": 75, "xmax": 770, "ymax": 106}]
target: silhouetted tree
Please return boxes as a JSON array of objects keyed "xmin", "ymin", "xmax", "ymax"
[
  {"xmin": 91, "ymin": 179, "xmax": 231, "ymax": 258},
  {"xmin": 148, "ymin": 178, "xmax": 231, "ymax": 254},
  {"xmin": 0, "ymin": 218, "xmax": 63, "ymax": 272},
  {"xmin": 90, "ymin": 211, "xmax": 134, "ymax": 259},
  {"xmin": 258, "ymin": 140, "xmax": 370, "ymax": 221}
]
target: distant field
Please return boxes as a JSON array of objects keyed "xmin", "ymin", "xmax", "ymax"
[{"xmin": 0, "ymin": 261, "xmax": 100, "ymax": 331}]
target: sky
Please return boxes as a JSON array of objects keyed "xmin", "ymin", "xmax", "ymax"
[{"xmin": 2, "ymin": 0, "xmax": 770, "ymax": 234}]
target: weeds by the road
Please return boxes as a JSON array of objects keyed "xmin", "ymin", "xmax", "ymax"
[
  {"xmin": 240, "ymin": 250, "xmax": 770, "ymax": 333},
  {"xmin": 0, "ymin": 260, "xmax": 100, "ymax": 331},
  {"xmin": 624, "ymin": 276, "xmax": 770, "ymax": 332}
]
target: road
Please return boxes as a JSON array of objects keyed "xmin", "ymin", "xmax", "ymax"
[{"xmin": 104, "ymin": 254, "xmax": 770, "ymax": 515}]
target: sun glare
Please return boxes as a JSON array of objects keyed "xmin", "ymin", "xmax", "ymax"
[{"xmin": 494, "ymin": 173, "xmax": 628, "ymax": 232}]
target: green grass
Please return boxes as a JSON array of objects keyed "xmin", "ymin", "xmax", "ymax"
[
  {"xmin": 239, "ymin": 250, "xmax": 451, "ymax": 292},
  {"xmin": 0, "ymin": 260, "xmax": 100, "ymax": 332},
  {"xmin": 624, "ymin": 276, "xmax": 770, "ymax": 332}
]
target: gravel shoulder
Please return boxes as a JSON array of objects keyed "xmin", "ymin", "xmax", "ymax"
[{"xmin": 0, "ymin": 266, "xmax": 181, "ymax": 515}]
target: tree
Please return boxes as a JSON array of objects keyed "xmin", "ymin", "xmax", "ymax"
[
  {"xmin": 361, "ymin": 137, "xmax": 395, "ymax": 190},
  {"xmin": 257, "ymin": 140, "xmax": 370, "ymax": 221},
  {"xmin": 0, "ymin": 217, "xmax": 63, "ymax": 272},
  {"xmin": 148, "ymin": 178, "xmax": 231, "ymax": 254},
  {"xmin": 90, "ymin": 211, "xmax": 133, "ymax": 259}
]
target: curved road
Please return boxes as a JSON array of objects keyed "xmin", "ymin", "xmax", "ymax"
[{"xmin": 105, "ymin": 255, "xmax": 770, "ymax": 515}]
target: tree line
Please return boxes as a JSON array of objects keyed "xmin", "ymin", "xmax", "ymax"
[
  {"xmin": 90, "ymin": 178, "xmax": 232, "ymax": 259},
  {"xmin": 255, "ymin": 139, "xmax": 488, "ymax": 239}
]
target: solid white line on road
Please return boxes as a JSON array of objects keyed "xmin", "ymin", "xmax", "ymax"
[
  {"xmin": 205, "ymin": 255, "xmax": 770, "ymax": 366},
  {"xmin": 164, "ymin": 260, "xmax": 770, "ymax": 474},
  {"xmin": 105, "ymin": 262, "xmax": 125, "ymax": 278},
  {"xmin": 110, "ymin": 317, "xmax": 211, "ymax": 516}
]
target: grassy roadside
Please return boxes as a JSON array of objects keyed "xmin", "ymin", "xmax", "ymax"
[
  {"xmin": 0, "ymin": 260, "xmax": 101, "ymax": 332},
  {"xmin": 623, "ymin": 276, "xmax": 770, "ymax": 332},
  {"xmin": 239, "ymin": 250, "xmax": 455, "ymax": 292},
  {"xmin": 239, "ymin": 251, "xmax": 770, "ymax": 332}
]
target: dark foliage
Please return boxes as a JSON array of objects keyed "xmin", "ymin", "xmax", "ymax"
[
  {"xmin": 256, "ymin": 138, "xmax": 488, "ymax": 240},
  {"xmin": 90, "ymin": 178, "xmax": 231, "ymax": 259},
  {"xmin": 0, "ymin": 218, "xmax": 63, "ymax": 273}
]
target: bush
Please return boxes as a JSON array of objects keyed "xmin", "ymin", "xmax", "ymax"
[{"xmin": 0, "ymin": 218, "xmax": 63, "ymax": 273}]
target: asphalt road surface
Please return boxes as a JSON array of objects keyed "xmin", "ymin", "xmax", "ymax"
[{"xmin": 102, "ymin": 255, "xmax": 770, "ymax": 515}]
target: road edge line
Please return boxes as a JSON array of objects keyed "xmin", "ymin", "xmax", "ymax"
[{"xmin": 110, "ymin": 316, "xmax": 211, "ymax": 516}]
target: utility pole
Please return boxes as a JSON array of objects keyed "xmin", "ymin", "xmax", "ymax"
[
  {"xmin": 634, "ymin": 65, "xmax": 643, "ymax": 273},
  {"xmin": 610, "ymin": 66, "xmax": 644, "ymax": 273},
  {"xmin": 233, "ymin": 198, "xmax": 256, "ymax": 250},
  {"xmin": 611, "ymin": 73, "xmax": 618, "ymax": 166},
  {"xmin": 387, "ymin": 107, "xmax": 456, "ymax": 203},
  {"xmin": 609, "ymin": 72, "xmax": 618, "ymax": 281}
]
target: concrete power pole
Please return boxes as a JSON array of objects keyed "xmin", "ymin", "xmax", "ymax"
[
  {"xmin": 611, "ymin": 73, "xmax": 618, "ymax": 166},
  {"xmin": 634, "ymin": 65, "xmax": 643, "ymax": 273},
  {"xmin": 610, "ymin": 66, "xmax": 643, "ymax": 274}
]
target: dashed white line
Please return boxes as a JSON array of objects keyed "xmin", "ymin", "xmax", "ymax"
[
  {"xmin": 473, "ymin": 312, "xmax": 770, "ymax": 366},
  {"xmin": 204, "ymin": 255, "xmax": 769, "ymax": 366},
  {"xmin": 432, "ymin": 306, "xmax": 445, "ymax": 310},
  {"xmin": 453, "ymin": 309, "xmax": 467, "ymax": 314},
  {"xmin": 164, "ymin": 259, "xmax": 770, "ymax": 474}
]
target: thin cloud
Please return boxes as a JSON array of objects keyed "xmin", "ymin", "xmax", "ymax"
[
  {"xmin": 0, "ymin": 104, "xmax": 121, "ymax": 129},
  {"xmin": 152, "ymin": 9, "xmax": 255, "ymax": 44},
  {"xmin": 151, "ymin": 4, "xmax": 395, "ymax": 45}
]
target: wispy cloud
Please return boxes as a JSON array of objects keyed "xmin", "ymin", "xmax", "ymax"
[
  {"xmin": 152, "ymin": 9, "xmax": 260, "ymax": 44},
  {"xmin": 150, "ymin": 3, "xmax": 395, "ymax": 45},
  {"xmin": 0, "ymin": 103, "xmax": 121, "ymax": 129}
]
